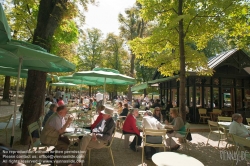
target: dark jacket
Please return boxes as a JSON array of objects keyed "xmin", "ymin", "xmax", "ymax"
[
  {"xmin": 92, "ymin": 117, "xmax": 115, "ymax": 142},
  {"xmin": 133, "ymin": 102, "xmax": 140, "ymax": 109},
  {"xmin": 120, "ymin": 108, "xmax": 129, "ymax": 116},
  {"xmin": 151, "ymin": 102, "xmax": 162, "ymax": 108}
]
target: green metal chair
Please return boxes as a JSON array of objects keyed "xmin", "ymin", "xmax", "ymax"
[
  {"xmin": 206, "ymin": 120, "xmax": 226, "ymax": 147},
  {"xmin": 88, "ymin": 128, "xmax": 116, "ymax": 166},
  {"xmin": 0, "ymin": 114, "xmax": 12, "ymax": 143}
]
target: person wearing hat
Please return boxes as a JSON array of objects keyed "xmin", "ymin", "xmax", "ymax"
[
  {"xmin": 142, "ymin": 110, "xmax": 165, "ymax": 160},
  {"xmin": 90, "ymin": 105, "xmax": 106, "ymax": 130},
  {"xmin": 96, "ymin": 91, "xmax": 103, "ymax": 107},
  {"xmin": 77, "ymin": 108, "xmax": 115, "ymax": 163}
]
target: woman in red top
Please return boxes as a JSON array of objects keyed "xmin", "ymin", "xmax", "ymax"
[
  {"xmin": 57, "ymin": 97, "xmax": 65, "ymax": 106},
  {"xmin": 90, "ymin": 105, "xmax": 105, "ymax": 130},
  {"xmin": 122, "ymin": 109, "xmax": 142, "ymax": 151}
]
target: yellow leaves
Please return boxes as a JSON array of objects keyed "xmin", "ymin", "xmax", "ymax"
[{"xmin": 241, "ymin": 7, "xmax": 248, "ymax": 15}]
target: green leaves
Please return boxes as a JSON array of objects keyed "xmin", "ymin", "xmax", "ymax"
[
  {"xmin": 129, "ymin": 0, "xmax": 250, "ymax": 78},
  {"xmin": 77, "ymin": 28, "xmax": 103, "ymax": 71}
]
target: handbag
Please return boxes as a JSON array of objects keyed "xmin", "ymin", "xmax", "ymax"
[
  {"xmin": 146, "ymin": 135, "xmax": 162, "ymax": 144},
  {"xmin": 166, "ymin": 129, "xmax": 174, "ymax": 134},
  {"xmin": 186, "ymin": 132, "xmax": 192, "ymax": 141}
]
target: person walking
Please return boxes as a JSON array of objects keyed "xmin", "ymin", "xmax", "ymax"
[{"xmin": 96, "ymin": 91, "xmax": 103, "ymax": 107}]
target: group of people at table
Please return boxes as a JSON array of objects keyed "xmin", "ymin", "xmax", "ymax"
[
  {"xmin": 39, "ymin": 101, "xmax": 185, "ymax": 165},
  {"xmin": 39, "ymin": 98, "xmax": 250, "ymax": 166}
]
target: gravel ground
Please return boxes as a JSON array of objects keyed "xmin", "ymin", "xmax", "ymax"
[{"xmin": 0, "ymin": 101, "xmax": 249, "ymax": 166}]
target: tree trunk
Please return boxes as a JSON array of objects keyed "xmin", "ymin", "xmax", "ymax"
[
  {"xmin": 3, "ymin": 76, "xmax": 10, "ymax": 100},
  {"xmin": 143, "ymin": 89, "xmax": 147, "ymax": 97},
  {"xmin": 89, "ymin": 86, "xmax": 91, "ymax": 96},
  {"xmin": 48, "ymin": 84, "xmax": 52, "ymax": 95},
  {"xmin": 178, "ymin": 0, "xmax": 186, "ymax": 122},
  {"xmin": 20, "ymin": 0, "xmax": 67, "ymax": 145},
  {"xmin": 128, "ymin": 53, "xmax": 135, "ymax": 101},
  {"xmin": 21, "ymin": 70, "xmax": 47, "ymax": 144}
]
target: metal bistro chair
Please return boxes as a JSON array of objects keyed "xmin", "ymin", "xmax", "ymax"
[
  {"xmin": 198, "ymin": 108, "xmax": 210, "ymax": 123},
  {"xmin": 231, "ymin": 134, "xmax": 250, "ymax": 166},
  {"xmin": 142, "ymin": 128, "xmax": 167, "ymax": 165},
  {"xmin": 0, "ymin": 114, "xmax": 12, "ymax": 143},
  {"xmin": 218, "ymin": 116, "xmax": 232, "ymax": 122},
  {"xmin": 120, "ymin": 132, "xmax": 138, "ymax": 150},
  {"xmin": 212, "ymin": 109, "xmax": 222, "ymax": 121},
  {"xmin": 206, "ymin": 120, "xmax": 226, "ymax": 147},
  {"xmin": 175, "ymin": 123, "xmax": 191, "ymax": 151},
  {"xmin": 38, "ymin": 116, "xmax": 44, "ymax": 131},
  {"xmin": 225, "ymin": 133, "xmax": 236, "ymax": 149},
  {"xmin": 27, "ymin": 121, "xmax": 52, "ymax": 151},
  {"xmin": 246, "ymin": 118, "xmax": 250, "ymax": 126},
  {"xmin": 88, "ymin": 128, "xmax": 116, "ymax": 166}
]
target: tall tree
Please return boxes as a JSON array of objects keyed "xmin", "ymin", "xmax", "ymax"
[
  {"xmin": 20, "ymin": 0, "xmax": 70, "ymax": 144},
  {"xmin": 5, "ymin": 0, "xmax": 80, "ymax": 102},
  {"xmin": 102, "ymin": 33, "xmax": 129, "ymax": 97},
  {"xmin": 102, "ymin": 33, "xmax": 127, "ymax": 72},
  {"xmin": 129, "ymin": 0, "xmax": 249, "ymax": 121},
  {"xmin": 18, "ymin": 0, "xmax": 93, "ymax": 145},
  {"xmin": 78, "ymin": 28, "xmax": 103, "ymax": 70},
  {"xmin": 77, "ymin": 28, "xmax": 103, "ymax": 95},
  {"xmin": 118, "ymin": 3, "xmax": 147, "ymax": 100}
]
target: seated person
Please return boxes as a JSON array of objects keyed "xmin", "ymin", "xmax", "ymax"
[
  {"xmin": 88, "ymin": 98, "xmax": 93, "ymax": 110},
  {"xmin": 151, "ymin": 99, "xmax": 161, "ymax": 108},
  {"xmin": 117, "ymin": 102, "xmax": 123, "ymax": 114},
  {"xmin": 90, "ymin": 105, "xmax": 105, "ymax": 130},
  {"xmin": 153, "ymin": 107, "xmax": 163, "ymax": 122},
  {"xmin": 142, "ymin": 110, "xmax": 165, "ymax": 160},
  {"xmin": 120, "ymin": 103, "xmax": 129, "ymax": 117},
  {"xmin": 41, "ymin": 105, "xmax": 73, "ymax": 151},
  {"xmin": 42, "ymin": 103, "xmax": 57, "ymax": 127},
  {"xmin": 229, "ymin": 113, "xmax": 250, "ymax": 138},
  {"xmin": 44, "ymin": 97, "xmax": 52, "ymax": 114},
  {"xmin": 122, "ymin": 108, "xmax": 142, "ymax": 152},
  {"xmin": 57, "ymin": 97, "xmax": 65, "ymax": 106},
  {"xmin": 92, "ymin": 98, "xmax": 97, "ymax": 107},
  {"xmin": 63, "ymin": 96, "xmax": 68, "ymax": 105},
  {"xmin": 133, "ymin": 99, "xmax": 140, "ymax": 109},
  {"xmin": 165, "ymin": 108, "xmax": 185, "ymax": 151},
  {"xmin": 77, "ymin": 108, "xmax": 115, "ymax": 164}
]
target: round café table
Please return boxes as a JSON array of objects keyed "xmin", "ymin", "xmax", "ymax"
[
  {"xmin": 152, "ymin": 152, "xmax": 204, "ymax": 166},
  {"xmin": 218, "ymin": 122, "xmax": 250, "ymax": 130}
]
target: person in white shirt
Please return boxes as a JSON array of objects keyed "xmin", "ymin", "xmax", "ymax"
[
  {"xmin": 229, "ymin": 113, "xmax": 250, "ymax": 138},
  {"xmin": 144, "ymin": 95, "xmax": 149, "ymax": 103},
  {"xmin": 44, "ymin": 97, "xmax": 52, "ymax": 114},
  {"xmin": 55, "ymin": 89, "xmax": 62, "ymax": 101},
  {"xmin": 96, "ymin": 91, "xmax": 103, "ymax": 107},
  {"xmin": 61, "ymin": 90, "xmax": 65, "ymax": 98},
  {"xmin": 63, "ymin": 96, "xmax": 68, "ymax": 105},
  {"xmin": 142, "ymin": 110, "xmax": 165, "ymax": 160},
  {"xmin": 83, "ymin": 96, "xmax": 90, "ymax": 104}
]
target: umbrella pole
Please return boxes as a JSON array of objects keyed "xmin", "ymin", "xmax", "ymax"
[
  {"xmin": 103, "ymin": 77, "xmax": 106, "ymax": 105},
  {"xmin": 10, "ymin": 57, "xmax": 23, "ymax": 147},
  {"xmin": 81, "ymin": 79, "xmax": 83, "ymax": 98}
]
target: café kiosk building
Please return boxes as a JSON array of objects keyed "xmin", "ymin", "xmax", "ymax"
[{"xmin": 149, "ymin": 49, "xmax": 250, "ymax": 123}]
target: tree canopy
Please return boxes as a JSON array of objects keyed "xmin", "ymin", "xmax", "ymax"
[{"xmin": 129, "ymin": 0, "xmax": 250, "ymax": 76}]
